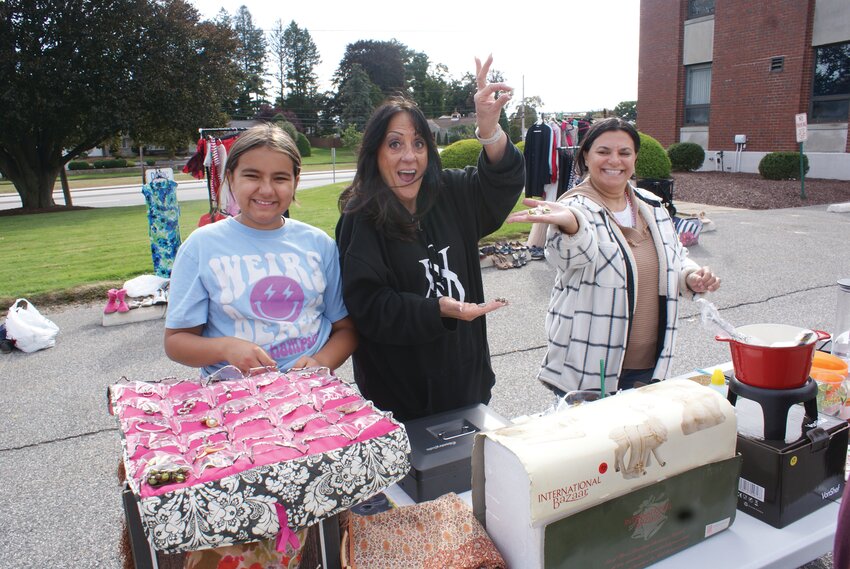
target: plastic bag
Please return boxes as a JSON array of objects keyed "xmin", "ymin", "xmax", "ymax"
[
  {"xmin": 5, "ymin": 299, "xmax": 60, "ymax": 353},
  {"xmin": 694, "ymin": 297, "xmax": 760, "ymax": 345},
  {"xmin": 123, "ymin": 274, "xmax": 168, "ymax": 298}
]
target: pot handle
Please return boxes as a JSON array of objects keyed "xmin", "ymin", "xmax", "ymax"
[{"xmin": 714, "ymin": 335, "xmax": 733, "ymax": 343}]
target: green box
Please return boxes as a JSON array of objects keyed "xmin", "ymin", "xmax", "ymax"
[{"xmin": 543, "ymin": 456, "xmax": 741, "ymax": 569}]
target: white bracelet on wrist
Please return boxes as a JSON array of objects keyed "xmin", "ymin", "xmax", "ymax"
[{"xmin": 475, "ymin": 125, "xmax": 503, "ymax": 146}]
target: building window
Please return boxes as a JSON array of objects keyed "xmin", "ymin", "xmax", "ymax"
[
  {"xmin": 685, "ymin": 64, "xmax": 711, "ymax": 125},
  {"xmin": 688, "ymin": 0, "xmax": 714, "ymax": 19},
  {"xmin": 812, "ymin": 42, "xmax": 850, "ymax": 123},
  {"xmin": 770, "ymin": 56, "xmax": 784, "ymax": 73}
]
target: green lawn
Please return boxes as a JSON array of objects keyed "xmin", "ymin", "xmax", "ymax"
[{"xmin": 0, "ymin": 182, "xmax": 531, "ymax": 307}]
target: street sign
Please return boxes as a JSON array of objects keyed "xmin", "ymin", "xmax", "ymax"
[
  {"xmin": 795, "ymin": 113, "xmax": 808, "ymax": 143},
  {"xmin": 796, "ymin": 113, "xmax": 807, "ymax": 198}
]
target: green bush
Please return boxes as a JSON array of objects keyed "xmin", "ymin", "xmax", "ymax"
[
  {"xmin": 515, "ymin": 140, "xmax": 525, "ymax": 154},
  {"xmin": 440, "ymin": 139, "xmax": 482, "ymax": 169},
  {"xmin": 67, "ymin": 161, "xmax": 93, "ymax": 170},
  {"xmin": 145, "ymin": 159, "xmax": 156, "ymax": 166},
  {"xmin": 341, "ymin": 124, "xmax": 362, "ymax": 150},
  {"xmin": 93, "ymin": 158, "xmax": 128, "ymax": 169},
  {"xmin": 275, "ymin": 120, "xmax": 298, "ymax": 146},
  {"xmin": 635, "ymin": 132, "xmax": 672, "ymax": 179},
  {"xmin": 758, "ymin": 151, "xmax": 809, "ymax": 180},
  {"xmin": 296, "ymin": 132, "xmax": 311, "ymax": 158},
  {"xmin": 667, "ymin": 142, "xmax": 705, "ymax": 171},
  {"xmin": 125, "ymin": 160, "xmax": 136, "ymax": 167}
]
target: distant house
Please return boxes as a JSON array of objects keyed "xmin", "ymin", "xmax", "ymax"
[
  {"xmin": 638, "ymin": 0, "xmax": 850, "ymax": 180},
  {"xmin": 427, "ymin": 112, "xmax": 477, "ymax": 142}
]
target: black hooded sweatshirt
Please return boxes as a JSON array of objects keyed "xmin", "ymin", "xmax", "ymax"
[{"xmin": 335, "ymin": 145, "xmax": 524, "ymax": 420}]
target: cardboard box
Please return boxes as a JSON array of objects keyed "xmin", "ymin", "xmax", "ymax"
[
  {"xmin": 472, "ymin": 380, "xmax": 739, "ymax": 569},
  {"xmin": 398, "ymin": 403, "xmax": 510, "ymax": 503},
  {"xmin": 734, "ymin": 396, "xmax": 848, "ymax": 528}
]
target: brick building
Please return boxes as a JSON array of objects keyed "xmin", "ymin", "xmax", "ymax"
[{"xmin": 638, "ymin": 0, "xmax": 850, "ymax": 179}]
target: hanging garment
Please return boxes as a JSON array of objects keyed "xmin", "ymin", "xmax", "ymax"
[
  {"xmin": 548, "ymin": 120, "xmax": 560, "ymax": 184},
  {"xmin": 141, "ymin": 178, "xmax": 181, "ymax": 278},
  {"xmin": 577, "ymin": 119, "xmax": 591, "ymax": 144},
  {"xmin": 563, "ymin": 121, "xmax": 576, "ymax": 147},
  {"xmin": 183, "ymin": 138, "xmax": 207, "ymax": 179},
  {"xmin": 204, "ymin": 136, "xmax": 240, "ymax": 214},
  {"xmin": 557, "ymin": 148, "xmax": 578, "ymax": 198},
  {"xmin": 523, "ymin": 122, "xmax": 553, "ymax": 198}
]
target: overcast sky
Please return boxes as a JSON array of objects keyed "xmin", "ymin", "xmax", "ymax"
[{"xmin": 194, "ymin": 0, "xmax": 640, "ymax": 114}]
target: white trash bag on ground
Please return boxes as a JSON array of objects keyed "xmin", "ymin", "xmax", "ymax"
[{"xmin": 5, "ymin": 299, "xmax": 60, "ymax": 353}]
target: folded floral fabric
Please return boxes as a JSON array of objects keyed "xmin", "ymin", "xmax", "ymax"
[{"xmin": 348, "ymin": 493, "xmax": 505, "ymax": 569}]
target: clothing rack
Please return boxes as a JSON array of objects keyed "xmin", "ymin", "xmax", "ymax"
[{"xmin": 197, "ymin": 127, "xmax": 247, "ymax": 214}]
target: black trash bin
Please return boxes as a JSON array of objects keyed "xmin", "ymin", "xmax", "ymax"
[{"xmin": 635, "ymin": 178, "xmax": 676, "ymax": 217}]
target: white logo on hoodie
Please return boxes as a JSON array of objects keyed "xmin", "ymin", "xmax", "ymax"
[{"xmin": 419, "ymin": 245, "xmax": 464, "ymax": 301}]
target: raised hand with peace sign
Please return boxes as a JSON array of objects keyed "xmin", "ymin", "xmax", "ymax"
[{"xmin": 473, "ymin": 54, "xmax": 512, "ymax": 162}]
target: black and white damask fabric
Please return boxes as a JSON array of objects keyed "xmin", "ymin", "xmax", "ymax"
[{"xmin": 139, "ymin": 427, "xmax": 410, "ymax": 553}]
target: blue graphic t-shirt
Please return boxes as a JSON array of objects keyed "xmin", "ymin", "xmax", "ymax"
[{"xmin": 166, "ymin": 217, "xmax": 348, "ymax": 375}]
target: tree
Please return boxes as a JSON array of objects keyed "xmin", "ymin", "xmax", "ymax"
[
  {"xmin": 443, "ymin": 66, "xmax": 504, "ymax": 117},
  {"xmin": 445, "ymin": 73, "xmax": 478, "ymax": 116},
  {"xmin": 0, "ymin": 0, "xmax": 239, "ymax": 210},
  {"xmin": 340, "ymin": 124, "xmax": 363, "ymax": 151},
  {"xmin": 281, "ymin": 21, "xmax": 321, "ymax": 134},
  {"xmin": 231, "ymin": 5, "xmax": 267, "ymax": 118},
  {"xmin": 339, "ymin": 64, "xmax": 381, "ymax": 130},
  {"xmin": 508, "ymin": 96, "xmax": 542, "ymax": 141},
  {"xmin": 130, "ymin": 3, "xmax": 240, "ymax": 154},
  {"xmin": 420, "ymin": 63, "xmax": 452, "ymax": 117},
  {"xmin": 268, "ymin": 20, "xmax": 287, "ymax": 108},
  {"xmin": 333, "ymin": 40, "xmax": 406, "ymax": 98},
  {"xmin": 403, "ymin": 50, "xmax": 430, "ymax": 107},
  {"xmin": 613, "ymin": 100, "xmax": 637, "ymax": 121}
]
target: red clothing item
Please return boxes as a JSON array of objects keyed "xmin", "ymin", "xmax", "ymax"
[{"xmin": 183, "ymin": 138, "xmax": 207, "ymax": 179}]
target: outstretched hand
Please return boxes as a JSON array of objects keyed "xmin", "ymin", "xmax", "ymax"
[
  {"xmin": 473, "ymin": 54, "xmax": 512, "ymax": 138},
  {"xmin": 439, "ymin": 296, "xmax": 508, "ymax": 321},
  {"xmin": 506, "ymin": 198, "xmax": 579, "ymax": 235}
]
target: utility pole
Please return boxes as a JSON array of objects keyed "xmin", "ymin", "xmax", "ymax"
[{"xmin": 521, "ymin": 75, "xmax": 526, "ymax": 138}]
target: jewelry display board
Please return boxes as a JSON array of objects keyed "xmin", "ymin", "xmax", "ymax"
[{"xmin": 108, "ymin": 367, "xmax": 411, "ymax": 554}]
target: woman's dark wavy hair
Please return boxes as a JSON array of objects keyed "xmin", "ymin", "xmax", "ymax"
[
  {"xmin": 338, "ymin": 97, "xmax": 443, "ymax": 241},
  {"xmin": 575, "ymin": 117, "xmax": 641, "ymax": 177}
]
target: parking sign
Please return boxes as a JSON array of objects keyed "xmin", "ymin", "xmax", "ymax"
[{"xmin": 795, "ymin": 113, "xmax": 808, "ymax": 143}]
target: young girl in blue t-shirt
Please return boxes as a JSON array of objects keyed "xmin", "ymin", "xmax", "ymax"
[{"xmin": 165, "ymin": 124, "xmax": 357, "ymax": 376}]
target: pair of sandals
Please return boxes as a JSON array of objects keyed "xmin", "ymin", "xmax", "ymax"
[
  {"xmin": 492, "ymin": 252, "xmax": 526, "ymax": 270},
  {"xmin": 491, "ymin": 242, "xmax": 529, "ymax": 270}
]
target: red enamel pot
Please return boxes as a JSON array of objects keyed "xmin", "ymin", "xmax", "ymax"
[{"xmin": 715, "ymin": 324, "xmax": 830, "ymax": 390}]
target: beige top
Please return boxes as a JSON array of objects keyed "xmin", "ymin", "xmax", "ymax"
[{"xmin": 619, "ymin": 213, "xmax": 660, "ymax": 369}]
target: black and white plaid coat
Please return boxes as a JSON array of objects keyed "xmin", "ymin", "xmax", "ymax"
[{"xmin": 539, "ymin": 183, "xmax": 699, "ymax": 393}]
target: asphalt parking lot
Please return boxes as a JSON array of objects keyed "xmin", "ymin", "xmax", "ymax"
[{"xmin": 0, "ymin": 202, "xmax": 848, "ymax": 567}]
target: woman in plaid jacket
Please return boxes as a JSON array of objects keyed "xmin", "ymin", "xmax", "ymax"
[{"xmin": 508, "ymin": 118, "xmax": 720, "ymax": 394}]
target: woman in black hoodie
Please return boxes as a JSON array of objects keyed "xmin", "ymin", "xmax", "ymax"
[{"xmin": 335, "ymin": 55, "xmax": 524, "ymax": 421}]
